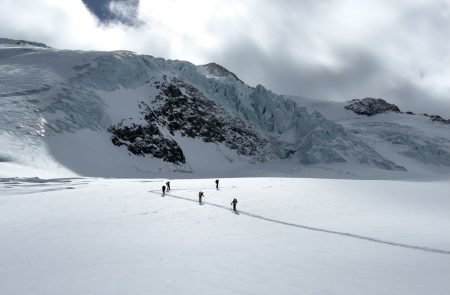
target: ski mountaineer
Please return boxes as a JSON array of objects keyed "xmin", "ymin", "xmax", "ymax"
[
  {"xmin": 231, "ymin": 198, "xmax": 238, "ymax": 211},
  {"xmin": 162, "ymin": 185, "xmax": 166, "ymax": 195},
  {"xmin": 198, "ymin": 191, "xmax": 204, "ymax": 203},
  {"xmin": 215, "ymin": 179, "xmax": 219, "ymax": 189},
  {"xmin": 166, "ymin": 181, "xmax": 171, "ymax": 191}
]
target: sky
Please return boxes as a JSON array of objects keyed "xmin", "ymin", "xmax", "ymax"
[{"xmin": 1, "ymin": 0, "xmax": 450, "ymax": 116}]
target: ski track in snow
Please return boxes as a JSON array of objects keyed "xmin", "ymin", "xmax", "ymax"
[
  {"xmin": 0, "ymin": 85, "xmax": 51, "ymax": 97},
  {"xmin": 149, "ymin": 189, "xmax": 450, "ymax": 255},
  {"xmin": 2, "ymin": 177, "xmax": 449, "ymax": 256}
]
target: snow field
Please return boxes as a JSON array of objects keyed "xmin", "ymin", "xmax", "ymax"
[{"xmin": 1, "ymin": 177, "xmax": 449, "ymax": 295}]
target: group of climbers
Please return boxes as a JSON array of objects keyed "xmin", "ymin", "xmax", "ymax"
[{"xmin": 161, "ymin": 179, "xmax": 238, "ymax": 211}]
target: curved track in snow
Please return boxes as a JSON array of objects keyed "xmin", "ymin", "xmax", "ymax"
[{"xmin": 150, "ymin": 190, "xmax": 450, "ymax": 255}]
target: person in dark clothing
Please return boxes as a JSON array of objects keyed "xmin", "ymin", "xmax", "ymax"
[
  {"xmin": 198, "ymin": 191, "xmax": 204, "ymax": 203},
  {"xmin": 231, "ymin": 198, "xmax": 238, "ymax": 211},
  {"xmin": 215, "ymin": 179, "xmax": 219, "ymax": 189},
  {"xmin": 162, "ymin": 185, "xmax": 166, "ymax": 194},
  {"xmin": 166, "ymin": 181, "xmax": 171, "ymax": 191}
]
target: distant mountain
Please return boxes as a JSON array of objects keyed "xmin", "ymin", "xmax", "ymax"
[{"xmin": 0, "ymin": 38, "xmax": 449, "ymax": 178}]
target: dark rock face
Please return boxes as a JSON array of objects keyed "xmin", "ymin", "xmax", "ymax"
[
  {"xmin": 344, "ymin": 97, "xmax": 450, "ymax": 124},
  {"xmin": 345, "ymin": 98, "xmax": 400, "ymax": 116},
  {"xmin": 149, "ymin": 76, "xmax": 268, "ymax": 157},
  {"xmin": 429, "ymin": 115, "xmax": 450, "ymax": 125},
  {"xmin": 108, "ymin": 76, "xmax": 269, "ymax": 164},
  {"xmin": 108, "ymin": 121, "xmax": 186, "ymax": 164},
  {"xmin": 163, "ymin": 84, "xmax": 182, "ymax": 98}
]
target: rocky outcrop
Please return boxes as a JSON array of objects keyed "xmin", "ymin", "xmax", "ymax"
[
  {"xmin": 345, "ymin": 98, "xmax": 400, "ymax": 116},
  {"xmin": 345, "ymin": 97, "xmax": 449, "ymax": 124},
  {"xmin": 429, "ymin": 115, "xmax": 450, "ymax": 125},
  {"xmin": 108, "ymin": 76, "xmax": 270, "ymax": 164},
  {"xmin": 108, "ymin": 121, "xmax": 186, "ymax": 164},
  {"xmin": 152, "ymin": 77, "xmax": 269, "ymax": 158}
]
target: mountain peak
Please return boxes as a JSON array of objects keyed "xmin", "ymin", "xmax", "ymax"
[{"xmin": 198, "ymin": 62, "xmax": 244, "ymax": 83}]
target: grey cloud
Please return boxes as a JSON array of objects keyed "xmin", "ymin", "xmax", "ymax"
[
  {"xmin": 205, "ymin": 1, "xmax": 450, "ymax": 117},
  {"xmin": 82, "ymin": 0, "xmax": 142, "ymax": 26},
  {"xmin": 213, "ymin": 38, "xmax": 450, "ymax": 116}
]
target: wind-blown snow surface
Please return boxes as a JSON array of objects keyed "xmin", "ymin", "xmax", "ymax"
[{"xmin": 1, "ymin": 177, "xmax": 449, "ymax": 295}]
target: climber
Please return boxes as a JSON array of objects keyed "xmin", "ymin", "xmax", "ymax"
[{"xmin": 231, "ymin": 198, "xmax": 238, "ymax": 211}]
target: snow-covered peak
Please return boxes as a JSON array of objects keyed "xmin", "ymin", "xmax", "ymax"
[{"xmin": 197, "ymin": 62, "xmax": 244, "ymax": 83}]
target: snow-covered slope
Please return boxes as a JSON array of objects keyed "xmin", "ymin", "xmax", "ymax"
[
  {"xmin": 290, "ymin": 96, "xmax": 450, "ymax": 177},
  {"xmin": 1, "ymin": 177, "xmax": 449, "ymax": 295},
  {"xmin": 1, "ymin": 38, "xmax": 449, "ymax": 178}
]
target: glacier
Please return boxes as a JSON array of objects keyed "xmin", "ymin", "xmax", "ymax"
[{"xmin": 1, "ymin": 38, "xmax": 449, "ymax": 178}]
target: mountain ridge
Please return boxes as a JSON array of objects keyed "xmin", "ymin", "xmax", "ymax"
[{"xmin": 0, "ymin": 38, "xmax": 449, "ymax": 178}]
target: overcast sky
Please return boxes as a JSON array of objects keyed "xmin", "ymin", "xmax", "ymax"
[{"xmin": 1, "ymin": 0, "xmax": 450, "ymax": 116}]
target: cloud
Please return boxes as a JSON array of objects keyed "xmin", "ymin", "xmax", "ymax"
[
  {"xmin": 0, "ymin": 0, "xmax": 449, "ymax": 116},
  {"xmin": 81, "ymin": 0, "xmax": 142, "ymax": 26},
  {"xmin": 107, "ymin": 0, "xmax": 141, "ymax": 25}
]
